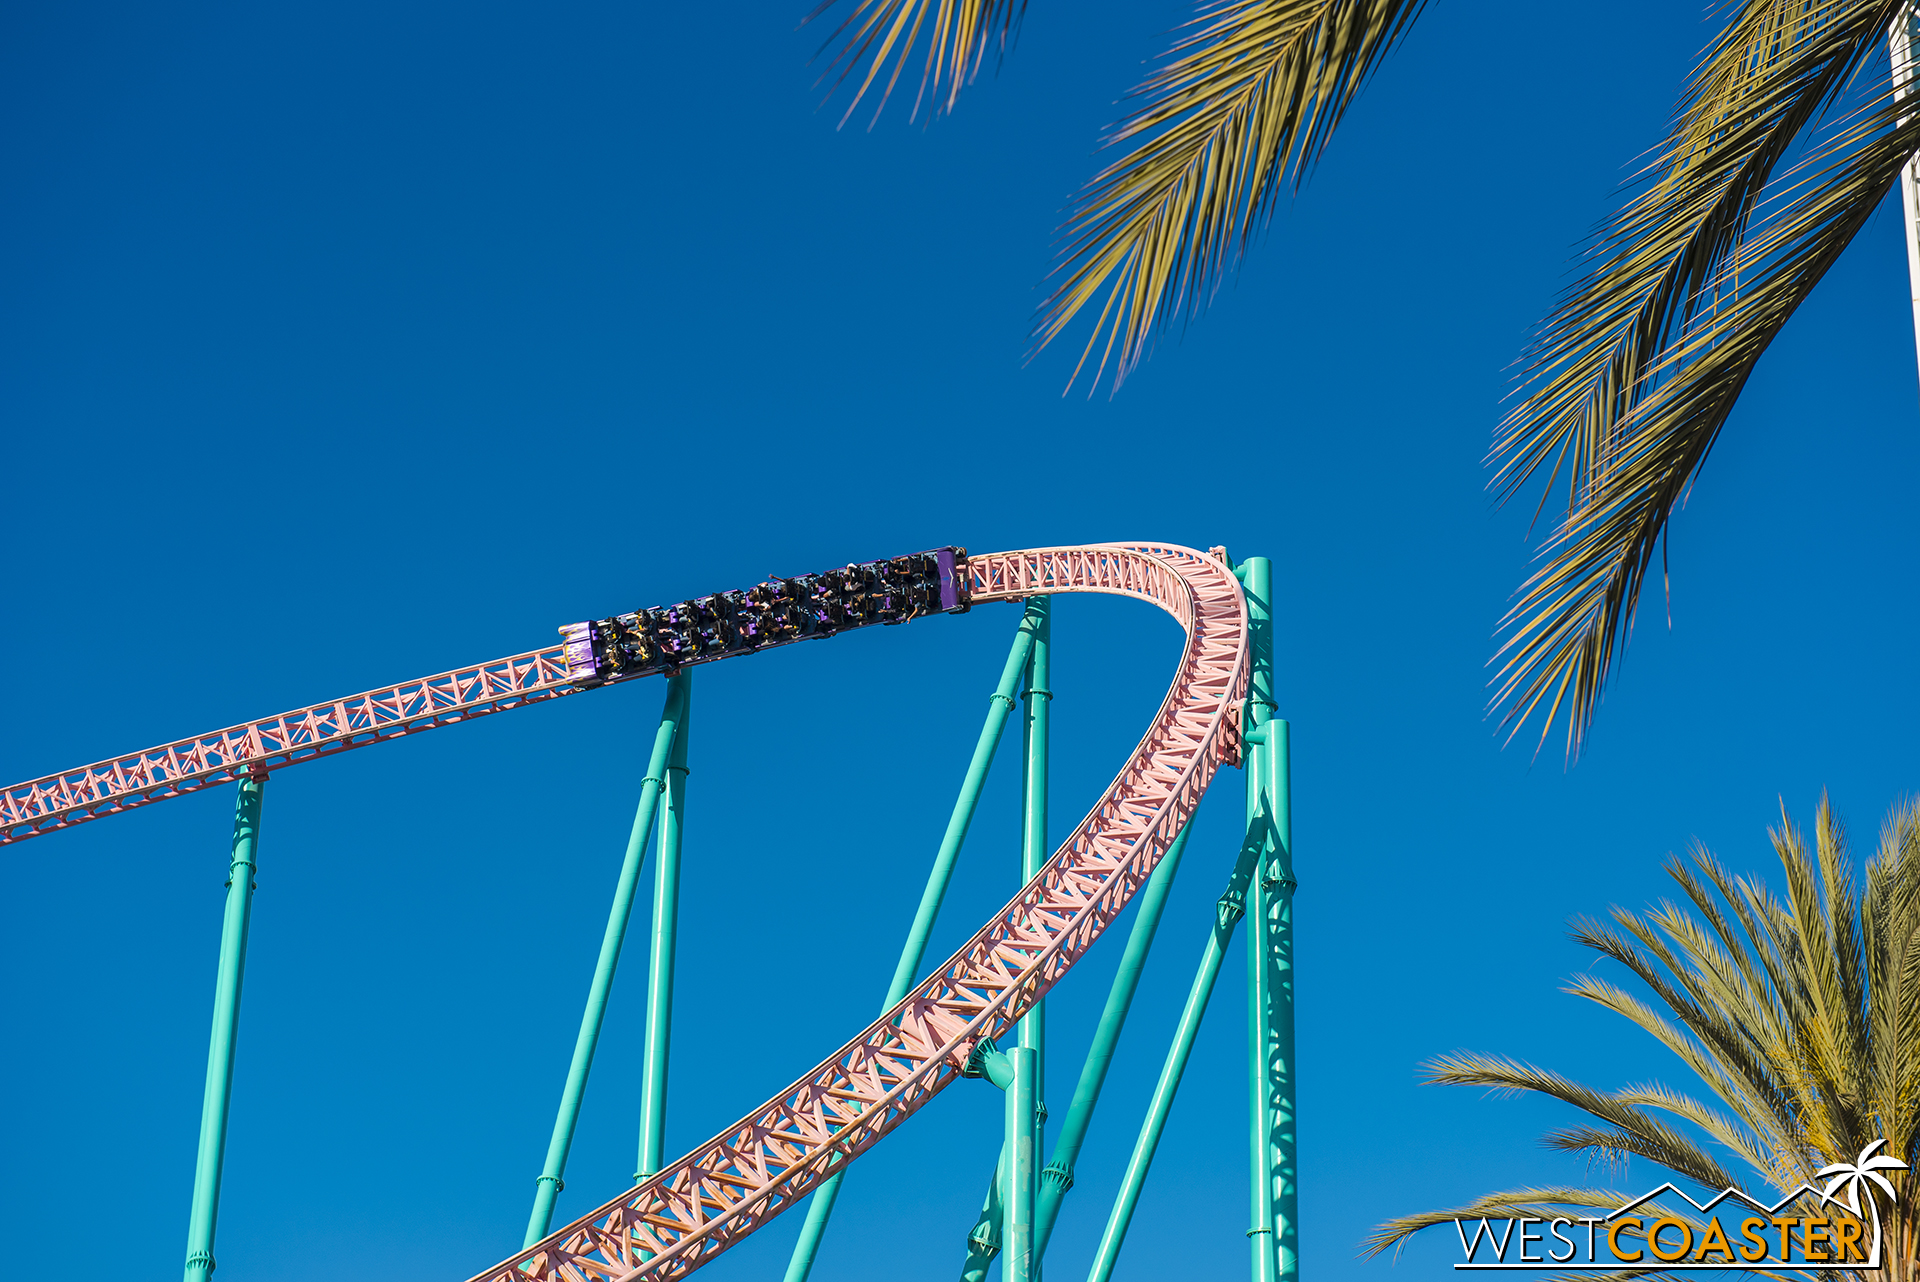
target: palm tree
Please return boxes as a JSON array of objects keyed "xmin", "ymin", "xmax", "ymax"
[
  {"xmin": 1366, "ymin": 795, "xmax": 1920, "ymax": 1280},
  {"xmin": 802, "ymin": 0, "xmax": 1920, "ymax": 755}
]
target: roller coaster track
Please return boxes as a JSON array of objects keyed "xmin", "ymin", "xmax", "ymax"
[{"xmin": 3, "ymin": 542, "xmax": 1252, "ymax": 1281}]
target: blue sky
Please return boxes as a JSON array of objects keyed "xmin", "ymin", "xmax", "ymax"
[{"xmin": 4, "ymin": 3, "xmax": 1918, "ymax": 1280}]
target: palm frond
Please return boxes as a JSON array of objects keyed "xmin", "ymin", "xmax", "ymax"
[
  {"xmin": 1375, "ymin": 799, "xmax": 1920, "ymax": 1263},
  {"xmin": 1609, "ymin": 1081, "xmax": 1773, "ymax": 1174},
  {"xmin": 1488, "ymin": 0, "xmax": 1916, "ymax": 758},
  {"xmin": 1665, "ymin": 849, "xmax": 1783, "ymax": 1036},
  {"xmin": 1562, "ymin": 974, "xmax": 1775, "ymax": 1129},
  {"xmin": 1865, "ymin": 800, "xmax": 1920, "ymax": 1178},
  {"xmin": 1029, "ymin": 0, "xmax": 1425, "ymax": 393},
  {"xmin": 1767, "ymin": 795, "xmax": 1873, "ymax": 1159},
  {"xmin": 1566, "ymin": 922, "xmax": 1792, "ymax": 1132},
  {"xmin": 801, "ymin": 0, "xmax": 1026, "ymax": 126},
  {"xmin": 1424, "ymin": 1052, "xmax": 1741, "ymax": 1189}
]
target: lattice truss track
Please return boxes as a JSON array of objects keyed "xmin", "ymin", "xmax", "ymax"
[
  {"xmin": 473, "ymin": 545, "xmax": 1248, "ymax": 1282},
  {"xmin": 0, "ymin": 543, "xmax": 1250, "ymax": 1281},
  {"xmin": 0, "ymin": 651, "xmax": 584, "ymax": 845}
]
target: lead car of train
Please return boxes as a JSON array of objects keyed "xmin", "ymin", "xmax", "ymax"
[{"xmin": 559, "ymin": 546, "xmax": 972, "ymax": 687}]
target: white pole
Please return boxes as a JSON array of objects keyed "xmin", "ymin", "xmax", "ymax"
[{"xmin": 1890, "ymin": 5, "xmax": 1920, "ymax": 387}]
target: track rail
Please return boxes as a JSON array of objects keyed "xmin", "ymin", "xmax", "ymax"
[
  {"xmin": 0, "ymin": 541, "xmax": 1249, "ymax": 1280},
  {"xmin": 469, "ymin": 543, "xmax": 1249, "ymax": 1282},
  {"xmin": 0, "ymin": 596, "xmax": 842, "ymax": 846},
  {"xmin": 0, "ymin": 648, "xmax": 587, "ymax": 844}
]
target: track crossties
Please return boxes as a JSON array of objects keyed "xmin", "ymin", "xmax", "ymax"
[{"xmin": 470, "ymin": 544, "xmax": 1249, "ymax": 1282}]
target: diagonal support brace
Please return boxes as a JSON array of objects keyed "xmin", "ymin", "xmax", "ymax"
[{"xmin": 781, "ymin": 602, "xmax": 1045, "ymax": 1282}]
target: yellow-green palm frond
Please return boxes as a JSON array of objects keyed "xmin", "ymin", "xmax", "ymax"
[
  {"xmin": 802, "ymin": 0, "xmax": 1027, "ymax": 127},
  {"xmin": 1560, "ymin": 973, "xmax": 1784, "ymax": 1160},
  {"xmin": 1488, "ymin": 0, "xmax": 1917, "ymax": 759},
  {"xmin": 1375, "ymin": 799, "xmax": 1920, "ymax": 1262},
  {"xmin": 1859, "ymin": 797, "xmax": 1920, "ymax": 1202},
  {"xmin": 1029, "ymin": 0, "xmax": 1425, "ymax": 393},
  {"xmin": 1663, "ymin": 847, "xmax": 1785, "ymax": 1031},
  {"xmin": 1611, "ymin": 1081, "xmax": 1776, "ymax": 1176},
  {"xmin": 1425, "ymin": 1052, "xmax": 1742, "ymax": 1190},
  {"xmin": 1567, "ymin": 916, "xmax": 1788, "ymax": 1122}
]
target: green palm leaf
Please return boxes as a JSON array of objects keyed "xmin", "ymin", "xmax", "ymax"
[
  {"xmin": 1030, "ymin": 0, "xmax": 1425, "ymax": 393},
  {"xmin": 1489, "ymin": 0, "xmax": 1918, "ymax": 758},
  {"xmin": 1425, "ymin": 1052, "xmax": 1741, "ymax": 1190},
  {"xmin": 802, "ymin": 0, "xmax": 1026, "ymax": 126},
  {"xmin": 1373, "ymin": 796, "xmax": 1920, "ymax": 1273}
]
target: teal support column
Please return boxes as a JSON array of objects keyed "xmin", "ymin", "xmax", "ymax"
[
  {"xmin": 1240, "ymin": 556, "xmax": 1289, "ymax": 1282},
  {"xmin": 958, "ymin": 598, "xmax": 1054, "ymax": 1282},
  {"xmin": 1031, "ymin": 819, "xmax": 1193, "ymax": 1263},
  {"xmin": 1020, "ymin": 595, "xmax": 1050, "ymax": 1087},
  {"xmin": 637, "ymin": 671, "xmax": 691, "ymax": 1180},
  {"xmin": 1005, "ymin": 1046, "xmax": 1039, "ymax": 1282},
  {"xmin": 525, "ymin": 679, "xmax": 687, "ymax": 1248},
  {"xmin": 182, "ymin": 771, "xmax": 265, "ymax": 1282},
  {"xmin": 1267, "ymin": 720, "xmax": 1298, "ymax": 1282},
  {"xmin": 960, "ymin": 1042, "xmax": 1037, "ymax": 1282},
  {"xmin": 882, "ymin": 598, "xmax": 1042, "ymax": 1003},
  {"xmin": 967, "ymin": 821, "xmax": 1193, "ymax": 1282},
  {"xmin": 782, "ymin": 603, "xmax": 1045, "ymax": 1282},
  {"xmin": 960, "ymin": 1149, "xmax": 1007, "ymax": 1282},
  {"xmin": 1246, "ymin": 834, "xmax": 1278, "ymax": 1282},
  {"xmin": 1086, "ymin": 827, "xmax": 1263, "ymax": 1282}
]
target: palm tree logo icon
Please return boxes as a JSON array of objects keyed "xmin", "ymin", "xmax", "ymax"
[{"xmin": 1816, "ymin": 1140, "xmax": 1908, "ymax": 1217}]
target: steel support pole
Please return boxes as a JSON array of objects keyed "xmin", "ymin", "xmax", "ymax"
[
  {"xmin": 959, "ymin": 597, "xmax": 1054, "ymax": 1282},
  {"xmin": 963, "ymin": 820, "xmax": 1195, "ymax": 1282},
  {"xmin": 1020, "ymin": 595, "xmax": 1050, "ymax": 1090},
  {"xmin": 782, "ymin": 604, "xmax": 1045, "ymax": 1282},
  {"xmin": 885, "ymin": 598, "xmax": 1044, "ymax": 1002},
  {"xmin": 1006, "ymin": 1046, "xmax": 1040, "ymax": 1282},
  {"xmin": 637, "ymin": 671, "xmax": 691, "ymax": 1180},
  {"xmin": 1033, "ymin": 819, "xmax": 1192, "ymax": 1261},
  {"xmin": 1086, "ymin": 817, "xmax": 1263, "ymax": 1282},
  {"xmin": 961, "ymin": 1148, "xmax": 1008, "ymax": 1282},
  {"xmin": 524, "ymin": 679, "xmax": 687, "ymax": 1248},
  {"xmin": 182, "ymin": 771, "xmax": 265, "ymax": 1282},
  {"xmin": 1243, "ymin": 556, "xmax": 1280, "ymax": 1282},
  {"xmin": 1246, "ymin": 842, "xmax": 1278, "ymax": 1282},
  {"xmin": 961, "ymin": 1039, "xmax": 1018, "ymax": 1277},
  {"xmin": 1266, "ymin": 720, "xmax": 1298, "ymax": 1282}
]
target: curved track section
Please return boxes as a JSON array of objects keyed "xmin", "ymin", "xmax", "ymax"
[
  {"xmin": 471, "ymin": 543, "xmax": 1249, "ymax": 1282},
  {"xmin": 0, "ymin": 541, "xmax": 1248, "ymax": 1278}
]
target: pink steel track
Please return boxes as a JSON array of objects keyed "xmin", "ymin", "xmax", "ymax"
[
  {"xmin": 0, "ymin": 542, "xmax": 1249, "ymax": 1280},
  {"xmin": 471, "ymin": 544, "xmax": 1248, "ymax": 1281}
]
